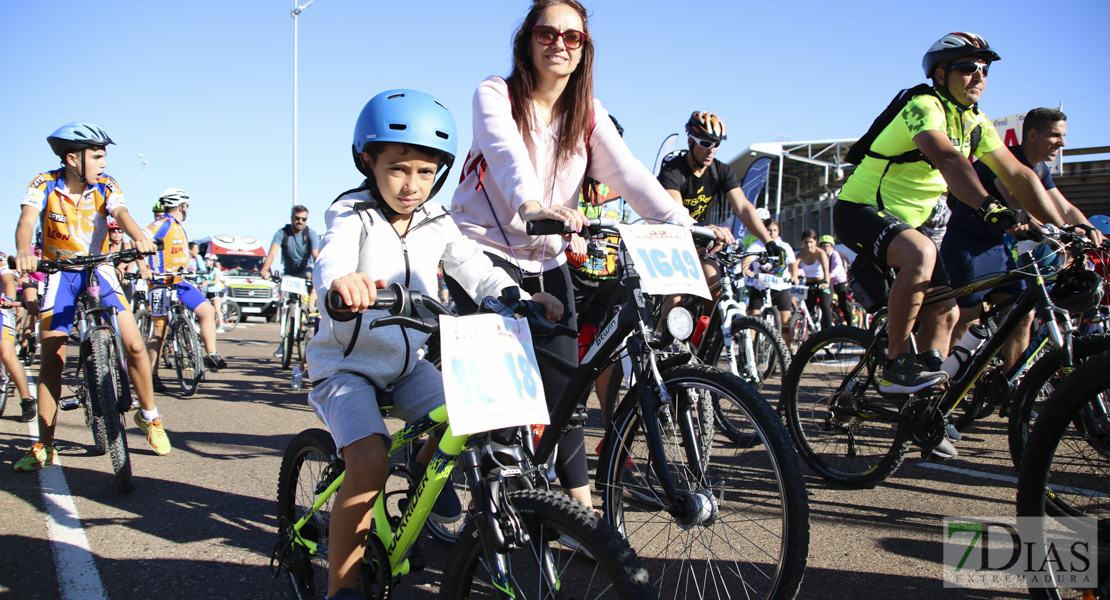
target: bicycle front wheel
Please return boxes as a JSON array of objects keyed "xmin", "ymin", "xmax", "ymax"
[
  {"xmin": 88, "ymin": 328, "xmax": 133, "ymax": 493},
  {"xmin": 276, "ymin": 428, "xmax": 341, "ymax": 600},
  {"xmin": 134, "ymin": 308, "xmax": 152, "ymax": 343},
  {"xmin": 1015, "ymin": 351, "xmax": 1110, "ymax": 599},
  {"xmin": 171, "ymin": 318, "xmax": 203, "ymax": 396},
  {"xmin": 782, "ymin": 326, "xmax": 910, "ymax": 488},
  {"xmin": 600, "ymin": 363, "xmax": 809, "ymax": 600},
  {"xmin": 441, "ymin": 488, "xmax": 656, "ymax": 600},
  {"xmin": 702, "ymin": 315, "xmax": 790, "ymax": 443},
  {"xmin": 281, "ymin": 304, "xmax": 297, "ymax": 370}
]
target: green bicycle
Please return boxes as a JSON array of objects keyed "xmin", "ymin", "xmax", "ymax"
[{"xmin": 272, "ymin": 283, "xmax": 655, "ymax": 600}]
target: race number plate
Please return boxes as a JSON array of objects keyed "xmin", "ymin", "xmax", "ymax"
[
  {"xmin": 617, "ymin": 224, "xmax": 712, "ymax": 299},
  {"xmin": 440, "ymin": 314, "xmax": 549, "ymax": 436},
  {"xmin": 281, "ymin": 276, "xmax": 307, "ymax": 296}
]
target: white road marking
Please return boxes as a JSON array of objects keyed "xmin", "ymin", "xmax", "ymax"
[
  {"xmin": 919, "ymin": 460, "xmax": 1107, "ymax": 498},
  {"xmin": 25, "ymin": 375, "xmax": 108, "ymax": 600}
]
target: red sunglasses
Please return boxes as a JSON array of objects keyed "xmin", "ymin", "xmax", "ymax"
[{"xmin": 533, "ymin": 25, "xmax": 587, "ymax": 50}]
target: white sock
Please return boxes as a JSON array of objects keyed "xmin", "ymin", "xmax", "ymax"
[{"xmin": 141, "ymin": 408, "xmax": 160, "ymax": 422}]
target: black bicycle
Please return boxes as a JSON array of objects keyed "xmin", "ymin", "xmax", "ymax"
[
  {"xmin": 147, "ymin": 272, "xmax": 206, "ymax": 396},
  {"xmin": 781, "ymin": 226, "xmax": 1097, "ymax": 488},
  {"xmin": 16, "ymin": 245, "xmax": 156, "ymax": 493}
]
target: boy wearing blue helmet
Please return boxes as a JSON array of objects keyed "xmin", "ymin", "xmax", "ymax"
[{"xmin": 304, "ymin": 90, "xmax": 561, "ymax": 600}]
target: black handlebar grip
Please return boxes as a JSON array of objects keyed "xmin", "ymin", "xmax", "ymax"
[
  {"xmin": 6, "ymin": 256, "xmax": 14, "ymax": 270},
  {"xmin": 526, "ymin": 220, "xmax": 570, "ymax": 236},
  {"xmin": 326, "ymin": 290, "xmax": 350, "ymax": 312}
]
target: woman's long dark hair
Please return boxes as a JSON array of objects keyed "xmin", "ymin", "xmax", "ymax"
[{"xmin": 506, "ymin": 0, "xmax": 594, "ymax": 166}]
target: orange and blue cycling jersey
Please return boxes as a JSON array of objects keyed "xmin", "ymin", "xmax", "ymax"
[
  {"xmin": 145, "ymin": 215, "xmax": 190, "ymax": 276},
  {"xmin": 22, "ymin": 169, "xmax": 125, "ymax": 261},
  {"xmin": 144, "ymin": 215, "xmax": 208, "ymax": 319}
]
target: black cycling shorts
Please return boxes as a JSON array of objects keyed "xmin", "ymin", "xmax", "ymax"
[{"xmin": 833, "ymin": 200, "xmax": 949, "ymax": 288}]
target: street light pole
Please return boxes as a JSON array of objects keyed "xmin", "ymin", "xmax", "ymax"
[
  {"xmin": 292, "ymin": 0, "xmax": 315, "ymax": 208},
  {"xmin": 137, "ymin": 153, "xmax": 149, "ymax": 216}
]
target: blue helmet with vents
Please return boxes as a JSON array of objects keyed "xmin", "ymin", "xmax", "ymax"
[
  {"xmin": 352, "ymin": 89, "xmax": 457, "ymax": 200},
  {"xmin": 47, "ymin": 122, "xmax": 114, "ymax": 158}
]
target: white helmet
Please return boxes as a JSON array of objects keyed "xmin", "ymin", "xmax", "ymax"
[
  {"xmin": 158, "ymin": 187, "xmax": 190, "ymax": 207},
  {"xmin": 756, "ymin": 207, "xmax": 771, "ymax": 221}
]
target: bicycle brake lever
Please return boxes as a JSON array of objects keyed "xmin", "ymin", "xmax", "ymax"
[{"xmin": 367, "ymin": 315, "xmax": 437, "ymax": 334}]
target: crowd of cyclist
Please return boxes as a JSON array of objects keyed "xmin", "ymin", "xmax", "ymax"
[{"xmin": 4, "ymin": 4, "xmax": 1108, "ymax": 597}]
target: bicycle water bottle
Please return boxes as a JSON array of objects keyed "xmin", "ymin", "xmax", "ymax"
[{"xmin": 940, "ymin": 324, "xmax": 988, "ymax": 379}]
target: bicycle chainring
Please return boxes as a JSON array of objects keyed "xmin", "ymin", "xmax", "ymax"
[
  {"xmin": 903, "ymin": 400, "xmax": 945, "ymax": 449},
  {"xmin": 359, "ymin": 531, "xmax": 393, "ymax": 600}
]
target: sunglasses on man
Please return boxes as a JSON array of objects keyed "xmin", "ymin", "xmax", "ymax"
[
  {"xmin": 949, "ymin": 61, "xmax": 989, "ymax": 77},
  {"xmin": 533, "ymin": 25, "xmax": 587, "ymax": 50},
  {"xmin": 690, "ymin": 136, "xmax": 720, "ymax": 149}
]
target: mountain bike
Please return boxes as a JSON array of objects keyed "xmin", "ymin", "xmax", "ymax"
[
  {"xmin": 1014, "ymin": 348, "xmax": 1110, "ymax": 600},
  {"xmin": 218, "ymin": 292, "xmax": 242, "ymax": 331},
  {"xmin": 149, "ymin": 272, "xmax": 205, "ymax": 396},
  {"xmin": 781, "ymin": 226, "xmax": 1096, "ymax": 488},
  {"xmin": 786, "ymin": 278, "xmax": 823, "ymax": 349},
  {"xmin": 20, "ymin": 246, "xmax": 155, "ymax": 493},
  {"xmin": 276, "ymin": 275, "xmax": 311, "ymax": 370},
  {"xmin": 516, "ymin": 218, "xmax": 809, "ymax": 600},
  {"xmin": 271, "ymin": 284, "xmax": 655, "ymax": 600}
]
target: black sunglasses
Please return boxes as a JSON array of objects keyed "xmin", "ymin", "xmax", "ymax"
[
  {"xmin": 949, "ymin": 61, "xmax": 989, "ymax": 77},
  {"xmin": 533, "ymin": 25, "xmax": 587, "ymax": 50},
  {"xmin": 292, "ymin": 216, "xmax": 307, "ymax": 222}
]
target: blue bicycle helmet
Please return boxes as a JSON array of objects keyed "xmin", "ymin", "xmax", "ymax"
[
  {"xmin": 1088, "ymin": 215, "xmax": 1110, "ymax": 236},
  {"xmin": 352, "ymin": 89, "xmax": 457, "ymax": 201},
  {"xmin": 47, "ymin": 122, "xmax": 114, "ymax": 158}
]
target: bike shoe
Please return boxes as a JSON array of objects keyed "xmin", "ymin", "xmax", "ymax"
[
  {"xmin": 204, "ymin": 353, "xmax": 228, "ymax": 370},
  {"xmin": 926, "ymin": 435, "xmax": 959, "ymax": 461},
  {"xmin": 272, "ymin": 347, "xmax": 283, "ymax": 358},
  {"xmin": 406, "ymin": 448, "xmax": 462, "ymax": 524},
  {"xmin": 13, "ymin": 443, "xmax": 58, "ymax": 472},
  {"xmin": 151, "ymin": 376, "xmax": 168, "ymax": 393},
  {"xmin": 19, "ymin": 398, "xmax": 36, "ymax": 423},
  {"xmin": 917, "ymin": 349, "xmax": 944, "ymax": 373},
  {"xmin": 878, "ymin": 353, "xmax": 947, "ymax": 394}
]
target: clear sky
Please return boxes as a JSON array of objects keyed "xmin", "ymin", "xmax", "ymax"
[{"xmin": 1, "ymin": 0, "xmax": 1107, "ymax": 249}]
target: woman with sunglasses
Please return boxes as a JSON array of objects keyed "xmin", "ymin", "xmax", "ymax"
[{"xmin": 447, "ymin": 0, "xmax": 734, "ymax": 513}]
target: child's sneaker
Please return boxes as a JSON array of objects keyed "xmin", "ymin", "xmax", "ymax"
[
  {"xmin": 13, "ymin": 443, "xmax": 58, "ymax": 472},
  {"xmin": 406, "ymin": 448, "xmax": 462, "ymax": 523},
  {"xmin": 134, "ymin": 412, "xmax": 172, "ymax": 455},
  {"xmin": 879, "ymin": 353, "xmax": 947, "ymax": 394},
  {"xmin": 19, "ymin": 398, "xmax": 37, "ymax": 423},
  {"xmin": 204, "ymin": 353, "xmax": 228, "ymax": 370}
]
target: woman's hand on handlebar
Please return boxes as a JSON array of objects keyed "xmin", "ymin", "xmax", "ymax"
[
  {"xmin": 703, "ymin": 224, "xmax": 735, "ymax": 253},
  {"xmin": 518, "ymin": 201, "xmax": 588, "ymax": 234},
  {"xmin": 328, "ymin": 273, "xmax": 382, "ymax": 313},
  {"xmin": 530, "ymin": 291, "xmax": 564, "ymax": 324},
  {"xmin": 567, "ymin": 233, "xmax": 588, "ymax": 259}
]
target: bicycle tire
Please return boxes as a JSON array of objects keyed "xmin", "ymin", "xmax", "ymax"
[
  {"xmin": 135, "ymin": 308, "xmax": 152, "ymax": 343},
  {"xmin": 702, "ymin": 314, "xmax": 791, "ymax": 443},
  {"xmin": 220, "ymin": 299, "xmax": 241, "ymax": 331},
  {"xmin": 282, "ymin": 304, "xmax": 297, "ymax": 370},
  {"xmin": 171, "ymin": 318, "xmax": 202, "ymax": 396},
  {"xmin": 1008, "ymin": 334, "xmax": 1110, "ymax": 469},
  {"xmin": 276, "ymin": 428, "xmax": 341, "ymax": 600},
  {"xmin": 440, "ymin": 488, "xmax": 657, "ymax": 600},
  {"xmin": 0, "ymin": 370, "xmax": 9, "ymax": 416},
  {"xmin": 782, "ymin": 325, "xmax": 910, "ymax": 488},
  {"xmin": 599, "ymin": 363, "xmax": 809, "ymax": 600},
  {"xmin": 1014, "ymin": 352, "xmax": 1110, "ymax": 600},
  {"xmin": 950, "ymin": 364, "xmax": 1005, "ymax": 433},
  {"xmin": 88, "ymin": 328, "xmax": 133, "ymax": 493}
]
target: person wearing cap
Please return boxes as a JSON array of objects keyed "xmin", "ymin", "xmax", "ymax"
[{"xmin": 143, "ymin": 187, "xmax": 228, "ymax": 393}]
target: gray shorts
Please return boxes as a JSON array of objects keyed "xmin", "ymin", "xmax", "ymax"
[{"xmin": 307, "ymin": 360, "xmax": 445, "ymax": 456}]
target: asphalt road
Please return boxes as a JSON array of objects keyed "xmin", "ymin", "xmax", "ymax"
[{"xmin": 0, "ymin": 320, "xmax": 1031, "ymax": 599}]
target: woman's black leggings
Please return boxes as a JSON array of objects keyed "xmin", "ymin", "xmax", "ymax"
[
  {"xmin": 831, "ymin": 281, "xmax": 852, "ymax": 326},
  {"xmin": 445, "ymin": 254, "xmax": 590, "ymax": 490}
]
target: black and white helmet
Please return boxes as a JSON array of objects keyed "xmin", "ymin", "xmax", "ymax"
[
  {"xmin": 922, "ymin": 32, "xmax": 1001, "ymax": 79},
  {"xmin": 158, "ymin": 187, "xmax": 190, "ymax": 207}
]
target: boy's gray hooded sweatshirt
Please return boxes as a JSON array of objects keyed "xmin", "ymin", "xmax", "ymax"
[{"xmin": 307, "ymin": 191, "xmax": 526, "ymax": 388}]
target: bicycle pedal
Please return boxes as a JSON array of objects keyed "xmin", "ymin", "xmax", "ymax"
[{"xmin": 57, "ymin": 396, "xmax": 81, "ymax": 411}]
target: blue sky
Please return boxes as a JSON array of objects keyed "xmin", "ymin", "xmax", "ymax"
[{"xmin": 1, "ymin": 0, "xmax": 1107, "ymax": 250}]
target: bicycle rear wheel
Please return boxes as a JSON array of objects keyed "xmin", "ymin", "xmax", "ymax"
[
  {"xmin": 599, "ymin": 364, "xmax": 809, "ymax": 600},
  {"xmin": 171, "ymin": 317, "xmax": 203, "ymax": 396},
  {"xmin": 276, "ymin": 428, "xmax": 341, "ymax": 600},
  {"xmin": 220, "ymin": 299, "xmax": 241, "ymax": 331},
  {"xmin": 88, "ymin": 328, "xmax": 133, "ymax": 493},
  {"xmin": 135, "ymin": 308, "xmax": 152, "ymax": 343},
  {"xmin": 441, "ymin": 489, "xmax": 657, "ymax": 600},
  {"xmin": 0, "ymin": 369, "xmax": 9, "ymax": 416},
  {"xmin": 782, "ymin": 325, "xmax": 910, "ymax": 488},
  {"xmin": 1014, "ymin": 352, "xmax": 1110, "ymax": 599}
]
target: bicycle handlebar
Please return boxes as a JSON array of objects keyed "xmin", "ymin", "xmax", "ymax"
[{"xmin": 8, "ymin": 239, "xmax": 163, "ymax": 274}]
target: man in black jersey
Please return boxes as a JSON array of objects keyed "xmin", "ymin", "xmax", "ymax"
[{"xmin": 657, "ymin": 111, "xmax": 779, "ymax": 308}]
